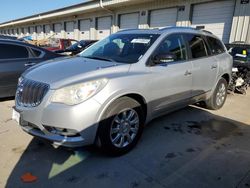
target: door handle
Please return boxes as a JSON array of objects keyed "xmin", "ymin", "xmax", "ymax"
[
  {"xmin": 24, "ymin": 62, "xmax": 36, "ymax": 67},
  {"xmin": 184, "ymin": 70, "xmax": 192, "ymax": 76},
  {"xmin": 211, "ymin": 65, "xmax": 217, "ymax": 69}
]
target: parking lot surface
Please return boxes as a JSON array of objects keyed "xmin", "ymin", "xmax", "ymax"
[{"xmin": 0, "ymin": 93, "xmax": 250, "ymax": 188}]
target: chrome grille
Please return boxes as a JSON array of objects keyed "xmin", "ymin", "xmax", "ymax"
[{"xmin": 16, "ymin": 79, "xmax": 49, "ymax": 107}]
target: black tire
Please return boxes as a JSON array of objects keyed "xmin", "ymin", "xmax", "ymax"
[
  {"xmin": 205, "ymin": 77, "xmax": 228, "ymax": 110},
  {"xmin": 96, "ymin": 97, "xmax": 144, "ymax": 156}
]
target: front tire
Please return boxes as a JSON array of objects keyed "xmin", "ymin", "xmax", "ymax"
[
  {"xmin": 97, "ymin": 97, "xmax": 144, "ymax": 155},
  {"xmin": 205, "ymin": 77, "xmax": 228, "ymax": 110}
]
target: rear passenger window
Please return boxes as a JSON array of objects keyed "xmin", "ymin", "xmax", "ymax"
[
  {"xmin": 185, "ymin": 34, "xmax": 208, "ymax": 59},
  {"xmin": 156, "ymin": 34, "xmax": 187, "ymax": 62},
  {"xmin": 31, "ymin": 49, "xmax": 42, "ymax": 57},
  {"xmin": 0, "ymin": 44, "xmax": 29, "ymax": 59},
  {"xmin": 206, "ymin": 36, "xmax": 225, "ymax": 55}
]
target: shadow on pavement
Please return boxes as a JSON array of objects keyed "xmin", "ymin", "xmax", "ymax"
[
  {"xmin": 6, "ymin": 106, "xmax": 250, "ymax": 188},
  {"xmin": 0, "ymin": 97, "xmax": 15, "ymax": 102}
]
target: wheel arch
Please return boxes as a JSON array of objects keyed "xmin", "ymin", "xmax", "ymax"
[
  {"xmin": 221, "ymin": 73, "xmax": 230, "ymax": 85},
  {"xmin": 94, "ymin": 92, "xmax": 148, "ymax": 144}
]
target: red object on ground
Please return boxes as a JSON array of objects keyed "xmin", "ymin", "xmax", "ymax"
[{"xmin": 20, "ymin": 172, "xmax": 38, "ymax": 183}]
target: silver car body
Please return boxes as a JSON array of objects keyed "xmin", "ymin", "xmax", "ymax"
[{"xmin": 14, "ymin": 27, "xmax": 232, "ymax": 147}]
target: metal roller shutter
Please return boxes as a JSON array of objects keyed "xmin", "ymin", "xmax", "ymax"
[
  {"xmin": 24, "ymin": 27, "xmax": 29, "ymax": 36},
  {"xmin": 13, "ymin": 29, "xmax": 17, "ymax": 36},
  {"xmin": 29, "ymin": 26, "xmax": 36, "ymax": 40},
  {"xmin": 65, "ymin": 21, "xmax": 75, "ymax": 39},
  {"xmin": 149, "ymin": 8, "xmax": 177, "ymax": 28},
  {"xmin": 79, "ymin": 19, "xmax": 91, "ymax": 40},
  {"xmin": 29, "ymin": 26, "xmax": 35, "ymax": 34},
  {"xmin": 97, "ymin": 16, "xmax": 112, "ymax": 40},
  {"xmin": 36, "ymin": 25, "xmax": 43, "ymax": 40},
  {"xmin": 191, "ymin": 1, "xmax": 234, "ymax": 42},
  {"xmin": 44, "ymin": 24, "xmax": 51, "ymax": 38},
  {"xmin": 54, "ymin": 23, "xmax": 62, "ymax": 38},
  {"xmin": 119, "ymin": 13, "xmax": 139, "ymax": 30}
]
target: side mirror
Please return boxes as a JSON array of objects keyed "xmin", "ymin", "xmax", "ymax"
[{"xmin": 153, "ymin": 53, "xmax": 177, "ymax": 65}]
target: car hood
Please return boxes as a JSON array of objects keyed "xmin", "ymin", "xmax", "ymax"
[{"xmin": 23, "ymin": 56, "xmax": 130, "ymax": 89}]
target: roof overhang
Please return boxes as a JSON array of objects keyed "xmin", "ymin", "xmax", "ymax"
[{"xmin": 0, "ymin": 0, "xmax": 150, "ymax": 28}]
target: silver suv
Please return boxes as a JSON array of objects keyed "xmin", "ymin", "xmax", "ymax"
[{"xmin": 13, "ymin": 27, "xmax": 232, "ymax": 155}]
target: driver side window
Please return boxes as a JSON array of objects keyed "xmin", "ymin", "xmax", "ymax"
[{"xmin": 156, "ymin": 34, "xmax": 187, "ymax": 62}]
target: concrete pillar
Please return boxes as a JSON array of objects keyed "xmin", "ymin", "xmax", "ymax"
[
  {"xmin": 139, "ymin": 10, "xmax": 149, "ymax": 29},
  {"xmin": 90, "ymin": 17, "xmax": 96, "ymax": 40},
  {"xmin": 176, "ymin": 3, "xmax": 191, "ymax": 27}
]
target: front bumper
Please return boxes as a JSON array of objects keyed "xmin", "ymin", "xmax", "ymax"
[
  {"xmin": 15, "ymin": 90, "xmax": 102, "ymax": 147},
  {"xmin": 20, "ymin": 122, "xmax": 85, "ymax": 147}
]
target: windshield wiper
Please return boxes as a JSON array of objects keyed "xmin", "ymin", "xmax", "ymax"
[{"xmin": 83, "ymin": 56, "xmax": 115, "ymax": 62}]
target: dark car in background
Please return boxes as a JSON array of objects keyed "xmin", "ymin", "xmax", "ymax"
[
  {"xmin": 226, "ymin": 42, "xmax": 250, "ymax": 94},
  {"xmin": 226, "ymin": 42, "xmax": 250, "ymax": 64},
  {"xmin": 0, "ymin": 35, "xmax": 18, "ymax": 40},
  {"xmin": 39, "ymin": 38, "xmax": 78, "ymax": 51},
  {"xmin": 0, "ymin": 39, "xmax": 63, "ymax": 98},
  {"xmin": 54, "ymin": 40, "xmax": 98, "ymax": 55}
]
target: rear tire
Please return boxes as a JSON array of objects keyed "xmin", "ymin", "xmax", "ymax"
[
  {"xmin": 97, "ymin": 97, "xmax": 144, "ymax": 156},
  {"xmin": 205, "ymin": 78, "xmax": 228, "ymax": 110}
]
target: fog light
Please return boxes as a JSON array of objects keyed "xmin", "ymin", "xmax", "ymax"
[{"xmin": 44, "ymin": 126, "xmax": 79, "ymax": 136}]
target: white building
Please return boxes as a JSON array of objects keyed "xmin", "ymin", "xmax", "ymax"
[{"xmin": 0, "ymin": 0, "xmax": 249, "ymax": 43}]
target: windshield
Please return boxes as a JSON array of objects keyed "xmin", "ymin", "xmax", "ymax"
[{"xmin": 80, "ymin": 33, "xmax": 159, "ymax": 63}]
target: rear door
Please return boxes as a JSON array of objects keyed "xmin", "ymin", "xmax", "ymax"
[
  {"xmin": 148, "ymin": 34, "xmax": 193, "ymax": 116},
  {"xmin": 184, "ymin": 34, "xmax": 218, "ymax": 96},
  {"xmin": 0, "ymin": 43, "xmax": 42, "ymax": 97}
]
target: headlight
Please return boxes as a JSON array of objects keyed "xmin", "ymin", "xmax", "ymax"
[{"xmin": 51, "ymin": 78, "xmax": 108, "ymax": 105}]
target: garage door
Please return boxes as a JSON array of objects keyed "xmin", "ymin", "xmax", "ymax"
[
  {"xmin": 54, "ymin": 23, "xmax": 62, "ymax": 38},
  {"xmin": 191, "ymin": 1, "xmax": 234, "ymax": 42},
  {"xmin": 149, "ymin": 8, "xmax": 177, "ymax": 28},
  {"xmin": 65, "ymin": 21, "xmax": 75, "ymax": 39},
  {"xmin": 24, "ymin": 27, "xmax": 29, "ymax": 36},
  {"xmin": 79, "ymin": 19, "xmax": 91, "ymax": 40},
  {"xmin": 97, "ymin": 16, "xmax": 112, "ymax": 40},
  {"xmin": 29, "ymin": 26, "xmax": 35, "ymax": 34},
  {"xmin": 44, "ymin": 24, "xmax": 51, "ymax": 38},
  {"xmin": 36, "ymin": 25, "xmax": 43, "ymax": 40},
  {"xmin": 29, "ymin": 26, "xmax": 36, "ymax": 40},
  {"xmin": 119, "ymin": 13, "xmax": 139, "ymax": 30},
  {"xmin": 13, "ymin": 29, "xmax": 17, "ymax": 36}
]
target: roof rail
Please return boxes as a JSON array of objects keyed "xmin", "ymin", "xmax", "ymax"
[
  {"xmin": 201, "ymin": 30, "xmax": 213, "ymax": 34},
  {"xmin": 117, "ymin": 28, "xmax": 141, "ymax": 33},
  {"xmin": 159, "ymin": 26, "xmax": 196, "ymax": 31},
  {"xmin": 195, "ymin": 26, "xmax": 213, "ymax": 34}
]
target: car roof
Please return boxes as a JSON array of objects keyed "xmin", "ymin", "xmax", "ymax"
[
  {"xmin": 0, "ymin": 39, "xmax": 51, "ymax": 52},
  {"xmin": 117, "ymin": 26, "xmax": 216, "ymax": 38}
]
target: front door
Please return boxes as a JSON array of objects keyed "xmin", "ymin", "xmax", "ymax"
[{"xmin": 148, "ymin": 34, "xmax": 193, "ymax": 115}]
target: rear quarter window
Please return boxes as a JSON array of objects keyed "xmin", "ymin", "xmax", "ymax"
[
  {"xmin": 31, "ymin": 48, "xmax": 42, "ymax": 57},
  {"xmin": 206, "ymin": 36, "xmax": 225, "ymax": 55}
]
